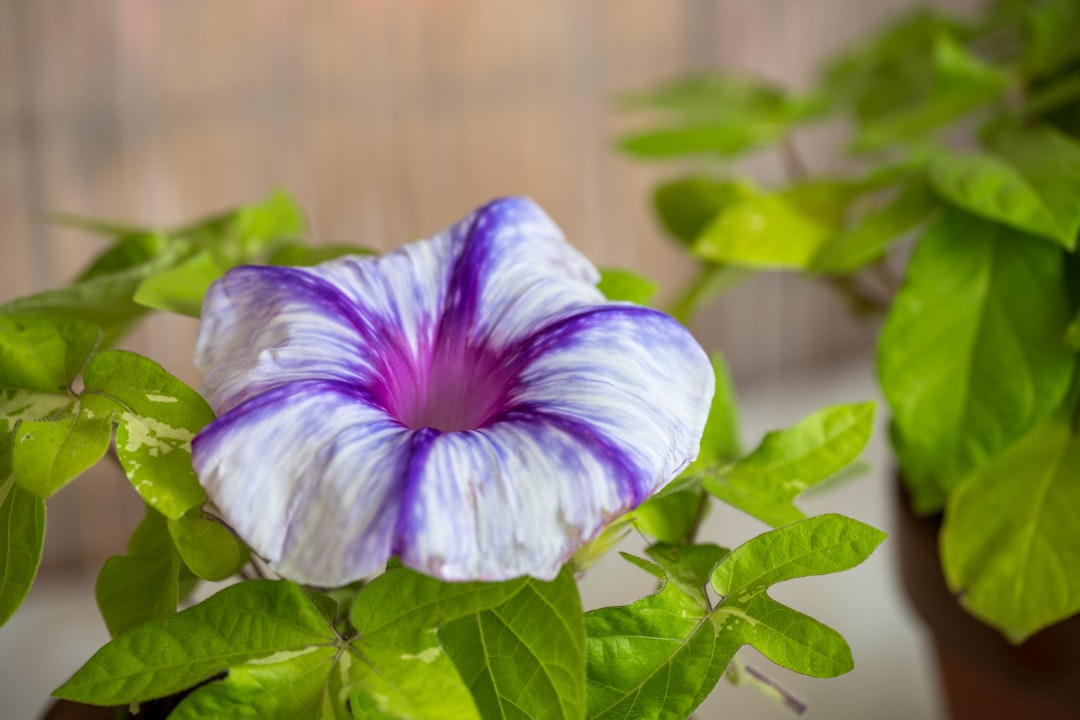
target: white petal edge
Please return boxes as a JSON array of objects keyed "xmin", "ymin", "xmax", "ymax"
[{"xmin": 191, "ymin": 381, "xmax": 412, "ymax": 585}]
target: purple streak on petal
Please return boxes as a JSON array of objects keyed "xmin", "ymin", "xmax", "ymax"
[
  {"xmin": 503, "ymin": 303, "xmax": 661, "ymax": 368},
  {"xmin": 498, "ymin": 407, "xmax": 648, "ymax": 503},
  {"xmin": 460, "ymin": 199, "xmax": 602, "ymax": 343},
  {"xmin": 393, "ymin": 419, "xmax": 643, "ymax": 581},
  {"xmin": 197, "ymin": 265, "xmax": 394, "ymax": 414},
  {"xmin": 192, "ymin": 379, "xmax": 414, "ymax": 585},
  {"xmin": 391, "ymin": 426, "xmax": 441, "ymax": 556}
]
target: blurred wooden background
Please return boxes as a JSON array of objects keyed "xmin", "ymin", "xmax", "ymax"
[{"xmin": 0, "ymin": 0, "xmax": 972, "ymax": 572}]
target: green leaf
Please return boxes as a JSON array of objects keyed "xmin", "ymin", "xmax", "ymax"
[
  {"xmin": 12, "ymin": 402, "xmax": 112, "ymax": 498},
  {"xmin": 0, "ymin": 237, "xmax": 191, "ymax": 331},
  {"xmin": 76, "ymin": 233, "xmax": 169, "ymax": 282},
  {"xmin": 0, "ymin": 315, "xmax": 100, "ymax": 392},
  {"xmin": 228, "ymin": 190, "xmax": 305, "ymax": 260},
  {"xmin": 713, "ymin": 513, "xmax": 884, "ymax": 599},
  {"xmin": 168, "ymin": 509, "xmax": 248, "ymax": 582},
  {"xmin": 632, "ymin": 485, "xmax": 703, "ymax": 545},
  {"xmin": 439, "ymin": 567, "xmax": 586, "ymax": 720},
  {"xmin": 348, "ymin": 639, "xmax": 482, "ymax": 720},
  {"xmin": 653, "ymin": 177, "xmax": 755, "ymax": 246},
  {"xmin": 1024, "ymin": 0, "xmax": 1080, "ymax": 74},
  {"xmin": 636, "ymin": 352, "xmax": 742, "ymax": 543},
  {"xmin": 692, "ymin": 182, "xmax": 854, "ymax": 269},
  {"xmin": 710, "ymin": 514, "xmax": 884, "ymax": 677},
  {"xmin": 267, "ymin": 243, "xmax": 374, "ymax": 267},
  {"xmin": 134, "ymin": 251, "xmax": 223, "ymax": 317},
  {"xmin": 821, "ymin": 9, "xmax": 972, "ymax": 111},
  {"xmin": 350, "ymin": 568, "xmax": 526, "ymax": 642},
  {"xmin": 65, "ymin": 567, "xmax": 521, "ymax": 719},
  {"xmin": 0, "ymin": 389, "xmax": 73, "ymax": 432},
  {"xmin": 169, "ymin": 646, "xmax": 339, "ymax": 720},
  {"xmin": 644, "ymin": 543, "xmax": 728, "ymax": 608},
  {"xmin": 96, "ymin": 505, "xmax": 180, "ymax": 638},
  {"xmin": 878, "ymin": 209, "xmax": 1075, "ymax": 511},
  {"xmin": 705, "ymin": 402, "xmax": 875, "ymax": 527},
  {"xmin": 571, "ymin": 517, "xmax": 634, "ymax": 573},
  {"xmin": 849, "ymin": 32, "xmax": 1009, "ymax": 150},
  {"xmin": 619, "ymin": 123, "xmax": 781, "ymax": 158},
  {"xmin": 197, "ymin": 190, "xmax": 305, "ymax": 269},
  {"xmin": 82, "ymin": 350, "xmax": 213, "ymax": 518},
  {"xmin": 810, "ymin": 179, "xmax": 939, "ymax": 274},
  {"xmin": 619, "ymin": 75, "xmax": 818, "ymax": 160},
  {"xmin": 928, "ymin": 125, "xmax": 1080, "ymax": 249},
  {"xmin": 942, "ymin": 414, "xmax": 1080, "ymax": 642},
  {"xmin": 0, "ymin": 471, "xmax": 46, "ymax": 627},
  {"xmin": 596, "ymin": 268, "xmax": 658, "ymax": 306},
  {"xmin": 585, "ymin": 516, "xmax": 883, "ymax": 719},
  {"xmin": 55, "ymin": 580, "xmax": 336, "ymax": 705},
  {"xmin": 585, "ymin": 574, "xmax": 727, "ymax": 720},
  {"xmin": 347, "ymin": 567, "xmax": 554, "ymax": 720}
]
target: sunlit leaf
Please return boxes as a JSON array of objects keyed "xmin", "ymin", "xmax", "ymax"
[
  {"xmin": 0, "ymin": 239, "xmax": 193, "ymax": 332},
  {"xmin": 644, "ymin": 542, "xmax": 728, "ymax": 608},
  {"xmin": 440, "ymin": 567, "xmax": 586, "ymax": 720},
  {"xmin": 928, "ymin": 125, "xmax": 1080, "ymax": 249},
  {"xmin": 705, "ymin": 402, "xmax": 875, "ymax": 527},
  {"xmin": 942, "ymin": 412, "xmax": 1080, "ymax": 642},
  {"xmin": 0, "ymin": 315, "xmax": 100, "ymax": 392},
  {"xmin": 82, "ymin": 350, "xmax": 213, "ymax": 519},
  {"xmin": 0, "ymin": 467, "xmax": 45, "ymax": 627},
  {"xmin": 96, "ymin": 506, "xmax": 180, "ymax": 638},
  {"xmin": 134, "ymin": 251, "xmax": 223, "ymax": 317},
  {"xmin": 811, "ymin": 179, "xmax": 939, "ymax": 274},
  {"xmin": 653, "ymin": 177, "xmax": 755, "ymax": 246},
  {"xmin": 170, "ymin": 646, "xmax": 337, "ymax": 720},
  {"xmin": 56, "ymin": 580, "xmax": 336, "ymax": 705},
  {"xmin": 878, "ymin": 209, "xmax": 1074, "ymax": 511},
  {"xmin": 12, "ymin": 402, "xmax": 111, "ymax": 498},
  {"xmin": 76, "ymin": 234, "xmax": 169, "ymax": 282},
  {"xmin": 586, "ymin": 516, "xmax": 884, "ymax": 720},
  {"xmin": 597, "ymin": 268, "xmax": 658, "ymax": 305},
  {"xmin": 168, "ymin": 509, "xmax": 248, "ymax": 582},
  {"xmin": 692, "ymin": 182, "xmax": 855, "ymax": 269},
  {"xmin": 710, "ymin": 514, "xmax": 884, "ymax": 677}
]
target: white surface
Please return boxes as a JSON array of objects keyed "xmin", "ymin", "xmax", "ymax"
[{"xmin": 0, "ymin": 355, "xmax": 944, "ymax": 720}]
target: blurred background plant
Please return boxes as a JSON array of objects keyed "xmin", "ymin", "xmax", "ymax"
[{"xmin": 620, "ymin": 1, "xmax": 1080, "ymax": 713}]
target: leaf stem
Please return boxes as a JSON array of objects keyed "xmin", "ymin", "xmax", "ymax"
[
  {"xmin": 781, "ymin": 136, "xmax": 808, "ymax": 182},
  {"xmin": 686, "ymin": 489, "xmax": 710, "ymax": 544}
]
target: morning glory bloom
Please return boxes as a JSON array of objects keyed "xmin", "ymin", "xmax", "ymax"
[{"xmin": 191, "ymin": 197, "xmax": 714, "ymax": 586}]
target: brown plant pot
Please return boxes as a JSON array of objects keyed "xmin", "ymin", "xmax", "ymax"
[{"xmin": 895, "ymin": 478, "xmax": 1080, "ymax": 719}]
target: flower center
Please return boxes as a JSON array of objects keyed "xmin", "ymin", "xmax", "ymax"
[{"xmin": 382, "ymin": 340, "xmax": 513, "ymax": 433}]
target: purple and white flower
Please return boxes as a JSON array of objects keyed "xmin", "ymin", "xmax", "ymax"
[{"xmin": 191, "ymin": 197, "xmax": 714, "ymax": 586}]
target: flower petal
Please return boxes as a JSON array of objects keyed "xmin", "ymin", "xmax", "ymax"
[
  {"xmin": 191, "ymin": 380, "xmax": 413, "ymax": 585},
  {"xmin": 195, "ymin": 197, "xmax": 600, "ymax": 415},
  {"xmin": 193, "ymin": 196, "xmax": 715, "ymax": 585},
  {"xmin": 195, "ymin": 266, "xmax": 387, "ymax": 414},
  {"xmin": 398, "ymin": 306, "xmax": 714, "ymax": 581}
]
